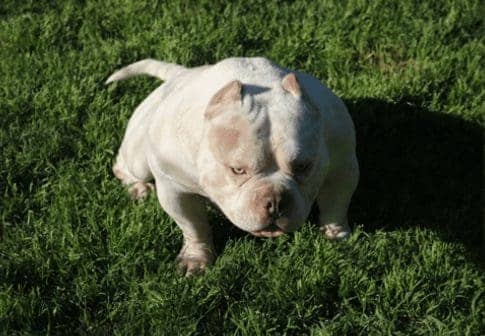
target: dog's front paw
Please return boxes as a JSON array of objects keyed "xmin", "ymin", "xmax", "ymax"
[
  {"xmin": 176, "ymin": 243, "xmax": 214, "ymax": 276},
  {"xmin": 320, "ymin": 223, "xmax": 351, "ymax": 240}
]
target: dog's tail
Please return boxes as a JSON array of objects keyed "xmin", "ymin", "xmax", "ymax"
[{"xmin": 105, "ymin": 59, "xmax": 185, "ymax": 84}]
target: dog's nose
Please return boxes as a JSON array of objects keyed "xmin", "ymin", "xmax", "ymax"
[
  {"xmin": 265, "ymin": 198, "xmax": 277, "ymax": 216},
  {"xmin": 263, "ymin": 189, "xmax": 291, "ymax": 220}
]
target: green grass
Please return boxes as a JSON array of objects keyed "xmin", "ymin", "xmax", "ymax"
[{"xmin": 1, "ymin": 0, "xmax": 484, "ymax": 334}]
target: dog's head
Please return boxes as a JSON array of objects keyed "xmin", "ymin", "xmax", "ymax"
[{"xmin": 198, "ymin": 73, "xmax": 328, "ymax": 237}]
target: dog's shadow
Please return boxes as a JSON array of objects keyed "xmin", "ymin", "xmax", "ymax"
[
  {"xmin": 210, "ymin": 97, "xmax": 484, "ymax": 263},
  {"xmin": 347, "ymin": 98, "xmax": 482, "ymax": 259}
]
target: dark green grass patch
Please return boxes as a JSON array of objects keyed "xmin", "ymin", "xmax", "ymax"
[{"xmin": 1, "ymin": 0, "xmax": 483, "ymax": 334}]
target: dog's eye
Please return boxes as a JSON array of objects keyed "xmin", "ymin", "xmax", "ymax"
[{"xmin": 231, "ymin": 167, "xmax": 246, "ymax": 175}]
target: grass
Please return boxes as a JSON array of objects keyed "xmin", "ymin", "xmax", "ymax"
[{"xmin": 1, "ymin": 0, "xmax": 484, "ymax": 334}]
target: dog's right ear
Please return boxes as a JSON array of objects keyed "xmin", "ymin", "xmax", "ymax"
[
  {"xmin": 205, "ymin": 80, "xmax": 242, "ymax": 120},
  {"xmin": 281, "ymin": 73, "xmax": 301, "ymax": 98}
]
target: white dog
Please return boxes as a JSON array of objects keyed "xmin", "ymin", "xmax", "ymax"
[{"xmin": 106, "ymin": 57, "xmax": 359, "ymax": 275}]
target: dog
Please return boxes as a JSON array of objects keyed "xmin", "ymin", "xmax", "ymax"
[{"xmin": 106, "ymin": 57, "xmax": 359, "ymax": 275}]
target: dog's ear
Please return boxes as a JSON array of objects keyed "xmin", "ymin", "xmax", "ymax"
[
  {"xmin": 205, "ymin": 80, "xmax": 242, "ymax": 120},
  {"xmin": 281, "ymin": 73, "xmax": 301, "ymax": 97}
]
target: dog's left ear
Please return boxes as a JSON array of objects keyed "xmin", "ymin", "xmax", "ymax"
[{"xmin": 282, "ymin": 73, "xmax": 301, "ymax": 97}]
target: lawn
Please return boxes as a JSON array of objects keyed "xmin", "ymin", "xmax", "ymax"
[{"xmin": 1, "ymin": 0, "xmax": 484, "ymax": 334}]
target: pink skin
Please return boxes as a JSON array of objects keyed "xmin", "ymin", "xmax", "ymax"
[{"xmin": 250, "ymin": 229, "xmax": 285, "ymax": 238}]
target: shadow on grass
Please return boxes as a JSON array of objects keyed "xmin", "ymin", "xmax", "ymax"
[
  {"xmin": 211, "ymin": 98, "xmax": 484, "ymax": 264},
  {"xmin": 346, "ymin": 98, "xmax": 483, "ymax": 262}
]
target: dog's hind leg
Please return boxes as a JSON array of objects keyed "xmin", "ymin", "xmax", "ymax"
[{"xmin": 113, "ymin": 152, "xmax": 154, "ymax": 200}]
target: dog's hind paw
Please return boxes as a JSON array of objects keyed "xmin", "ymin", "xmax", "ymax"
[{"xmin": 128, "ymin": 182, "xmax": 154, "ymax": 200}]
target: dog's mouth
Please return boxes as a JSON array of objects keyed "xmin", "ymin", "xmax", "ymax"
[{"xmin": 250, "ymin": 225, "xmax": 285, "ymax": 238}]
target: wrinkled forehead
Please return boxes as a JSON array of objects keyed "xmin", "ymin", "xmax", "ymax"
[
  {"xmin": 207, "ymin": 110, "xmax": 270, "ymax": 168},
  {"xmin": 269, "ymin": 97, "xmax": 322, "ymax": 161},
  {"xmin": 209, "ymin": 99, "xmax": 270, "ymax": 136},
  {"xmin": 207, "ymin": 92, "xmax": 322, "ymax": 168}
]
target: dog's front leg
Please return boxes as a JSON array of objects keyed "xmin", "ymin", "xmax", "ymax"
[
  {"xmin": 317, "ymin": 154, "xmax": 359, "ymax": 240},
  {"xmin": 154, "ymin": 177, "xmax": 214, "ymax": 276}
]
